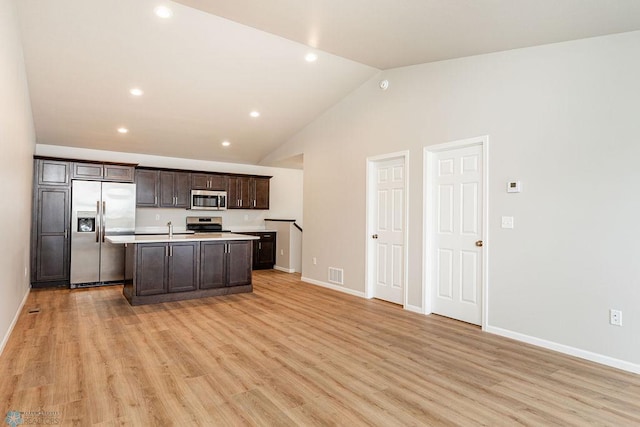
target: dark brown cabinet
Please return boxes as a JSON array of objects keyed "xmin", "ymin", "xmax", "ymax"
[
  {"xmin": 245, "ymin": 232, "xmax": 276, "ymax": 270},
  {"xmin": 200, "ymin": 240, "xmax": 252, "ymax": 288},
  {"xmin": 135, "ymin": 169, "xmax": 159, "ymax": 207},
  {"xmin": 192, "ymin": 173, "xmax": 228, "ymax": 191},
  {"xmin": 227, "ymin": 176, "xmax": 249, "ymax": 208},
  {"xmin": 252, "ymin": 177, "xmax": 270, "ymax": 209},
  {"xmin": 37, "ymin": 159, "xmax": 70, "ymax": 186},
  {"xmin": 228, "ymin": 241, "xmax": 253, "ymax": 286},
  {"xmin": 135, "ymin": 242, "xmax": 199, "ymax": 296},
  {"xmin": 159, "ymin": 171, "xmax": 191, "ymax": 208},
  {"xmin": 32, "ymin": 187, "xmax": 70, "ymax": 283},
  {"xmin": 228, "ymin": 176, "xmax": 270, "ymax": 209},
  {"xmin": 31, "ymin": 158, "xmax": 71, "ymax": 287},
  {"xmin": 72, "ymin": 162, "xmax": 134, "ymax": 182},
  {"xmin": 167, "ymin": 243, "xmax": 199, "ymax": 292},
  {"xmin": 136, "ymin": 243, "xmax": 167, "ymax": 295},
  {"xmin": 135, "ymin": 167, "xmax": 270, "ymax": 210},
  {"xmin": 123, "ymin": 239, "xmax": 253, "ymax": 305},
  {"xmin": 253, "ymin": 232, "xmax": 276, "ymax": 270},
  {"xmin": 200, "ymin": 241, "xmax": 226, "ymax": 289}
]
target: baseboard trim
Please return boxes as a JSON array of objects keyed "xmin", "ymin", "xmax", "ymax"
[
  {"xmin": 0, "ymin": 287, "xmax": 30, "ymax": 357},
  {"xmin": 301, "ymin": 276, "xmax": 366, "ymax": 298},
  {"xmin": 404, "ymin": 304, "xmax": 424, "ymax": 314},
  {"xmin": 274, "ymin": 265, "xmax": 296, "ymax": 273},
  {"xmin": 485, "ymin": 325, "xmax": 640, "ymax": 375}
]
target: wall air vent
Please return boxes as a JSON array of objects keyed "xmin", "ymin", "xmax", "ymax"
[{"xmin": 328, "ymin": 267, "xmax": 344, "ymax": 285}]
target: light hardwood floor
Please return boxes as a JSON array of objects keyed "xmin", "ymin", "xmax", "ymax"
[{"xmin": 1, "ymin": 270, "xmax": 639, "ymax": 426}]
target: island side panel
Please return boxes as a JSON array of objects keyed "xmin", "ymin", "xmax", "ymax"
[{"xmin": 123, "ymin": 243, "xmax": 135, "ymax": 303}]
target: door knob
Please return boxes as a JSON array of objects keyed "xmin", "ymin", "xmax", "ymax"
[
  {"xmin": 475, "ymin": 240, "xmax": 483, "ymax": 247},
  {"xmin": 372, "ymin": 234, "xmax": 378, "ymax": 239}
]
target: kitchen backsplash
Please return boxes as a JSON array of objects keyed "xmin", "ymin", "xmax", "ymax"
[{"xmin": 136, "ymin": 208, "xmax": 270, "ymax": 233}]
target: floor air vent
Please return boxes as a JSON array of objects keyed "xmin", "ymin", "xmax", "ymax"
[{"xmin": 328, "ymin": 267, "xmax": 344, "ymax": 285}]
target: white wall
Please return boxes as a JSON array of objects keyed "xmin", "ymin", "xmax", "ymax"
[
  {"xmin": 35, "ymin": 145, "xmax": 304, "ymax": 231},
  {"xmin": 288, "ymin": 31, "xmax": 640, "ymax": 370},
  {"xmin": 0, "ymin": 0, "xmax": 36, "ymax": 354}
]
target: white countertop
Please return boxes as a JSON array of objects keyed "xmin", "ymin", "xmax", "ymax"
[
  {"xmin": 107, "ymin": 233, "xmax": 260, "ymax": 244},
  {"xmin": 227, "ymin": 227, "xmax": 277, "ymax": 233}
]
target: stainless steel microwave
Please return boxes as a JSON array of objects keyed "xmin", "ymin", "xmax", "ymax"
[{"xmin": 190, "ymin": 190, "xmax": 227, "ymax": 210}]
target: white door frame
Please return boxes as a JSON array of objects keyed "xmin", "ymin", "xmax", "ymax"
[
  {"xmin": 365, "ymin": 151, "xmax": 410, "ymax": 307},
  {"xmin": 423, "ymin": 136, "xmax": 489, "ymax": 328}
]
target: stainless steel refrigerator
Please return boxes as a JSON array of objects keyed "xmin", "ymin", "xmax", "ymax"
[{"xmin": 70, "ymin": 180, "xmax": 136, "ymax": 287}]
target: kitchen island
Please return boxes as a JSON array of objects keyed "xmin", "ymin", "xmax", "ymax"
[{"xmin": 107, "ymin": 233, "xmax": 259, "ymax": 305}]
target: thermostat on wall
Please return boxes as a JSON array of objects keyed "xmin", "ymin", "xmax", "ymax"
[{"xmin": 507, "ymin": 180, "xmax": 522, "ymax": 193}]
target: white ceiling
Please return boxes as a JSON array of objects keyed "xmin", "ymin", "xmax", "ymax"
[
  {"xmin": 175, "ymin": 0, "xmax": 640, "ymax": 69},
  {"xmin": 17, "ymin": 0, "xmax": 640, "ymax": 168}
]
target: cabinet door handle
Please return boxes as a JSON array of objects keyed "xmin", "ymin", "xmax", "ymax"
[
  {"xmin": 165, "ymin": 245, "xmax": 169, "ymax": 257},
  {"xmin": 258, "ymin": 242, "xmax": 261, "ymax": 250},
  {"xmin": 253, "ymin": 200, "xmax": 256, "ymax": 207},
  {"xmin": 154, "ymin": 196, "xmax": 158, "ymax": 205},
  {"xmin": 170, "ymin": 245, "xmax": 173, "ymax": 257},
  {"xmin": 64, "ymin": 229, "xmax": 68, "ymax": 239}
]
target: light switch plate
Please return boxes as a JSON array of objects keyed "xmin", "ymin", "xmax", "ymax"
[{"xmin": 501, "ymin": 216, "xmax": 514, "ymax": 229}]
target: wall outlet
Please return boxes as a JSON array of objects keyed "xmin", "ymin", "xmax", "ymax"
[
  {"xmin": 312, "ymin": 257, "xmax": 317, "ymax": 265},
  {"xmin": 244, "ymin": 214, "xmax": 249, "ymax": 221},
  {"xmin": 155, "ymin": 214, "xmax": 160, "ymax": 221},
  {"xmin": 280, "ymin": 249, "xmax": 284, "ymax": 256},
  {"xmin": 610, "ymin": 309, "xmax": 622, "ymax": 326}
]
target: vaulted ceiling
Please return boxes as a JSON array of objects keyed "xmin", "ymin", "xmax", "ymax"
[{"xmin": 16, "ymin": 0, "xmax": 640, "ymax": 168}]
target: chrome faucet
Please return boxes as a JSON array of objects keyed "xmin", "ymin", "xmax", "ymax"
[{"xmin": 167, "ymin": 221, "xmax": 173, "ymax": 238}]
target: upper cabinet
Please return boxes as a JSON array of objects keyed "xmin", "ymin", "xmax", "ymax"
[
  {"xmin": 37, "ymin": 159, "xmax": 70, "ymax": 186},
  {"xmin": 192, "ymin": 173, "xmax": 228, "ymax": 191},
  {"xmin": 72, "ymin": 162, "xmax": 135, "ymax": 182},
  {"xmin": 133, "ymin": 165, "xmax": 272, "ymax": 210},
  {"xmin": 135, "ymin": 169, "xmax": 159, "ymax": 207},
  {"xmin": 252, "ymin": 177, "xmax": 270, "ymax": 210},
  {"xmin": 159, "ymin": 171, "xmax": 190, "ymax": 208},
  {"xmin": 228, "ymin": 176, "xmax": 270, "ymax": 210}
]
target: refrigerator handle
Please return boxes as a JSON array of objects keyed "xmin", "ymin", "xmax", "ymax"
[
  {"xmin": 96, "ymin": 200, "xmax": 101, "ymax": 243},
  {"xmin": 102, "ymin": 201, "xmax": 106, "ymax": 243}
]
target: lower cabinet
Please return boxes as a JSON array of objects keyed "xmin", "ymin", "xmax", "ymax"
[
  {"xmin": 125, "ymin": 239, "xmax": 253, "ymax": 305},
  {"xmin": 239, "ymin": 232, "xmax": 276, "ymax": 270},
  {"xmin": 200, "ymin": 240, "xmax": 252, "ymax": 289},
  {"xmin": 31, "ymin": 186, "xmax": 71, "ymax": 286},
  {"xmin": 136, "ymin": 242, "xmax": 199, "ymax": 296},
  {"xmin": 253, "ymin": 232, "xmax": 276, "ymax": 270}
]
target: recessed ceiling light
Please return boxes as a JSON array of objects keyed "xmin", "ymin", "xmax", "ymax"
[
  {"xmin": 221, "ymin": 141, "xmax": 231, "ymax": 147},
  {"xmin": 154, "ymin": 6, "xmax": 173, "ymax": 18},
  {"xmin": 249, "ymin": 111, "xmax": 260, "ymax": 118},
  {"xmin": 129, "ymin": 88, "xmax": 143, "ymax": 96},
  {"xmin": 117, "ymin": 127, "xmax": 129, "ymax": 134},
  {"xmin": 305, "ymin": 53, "xmax": 318, "ymax": 62}
]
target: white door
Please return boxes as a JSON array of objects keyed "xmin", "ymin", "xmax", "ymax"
[
  {"xmin": 430, "ymin": 144, "xmax": 483, "ymax": 325},
  {"xmin": 371, "ymin": 157, "xmax": 405, "ymax": 304}
]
